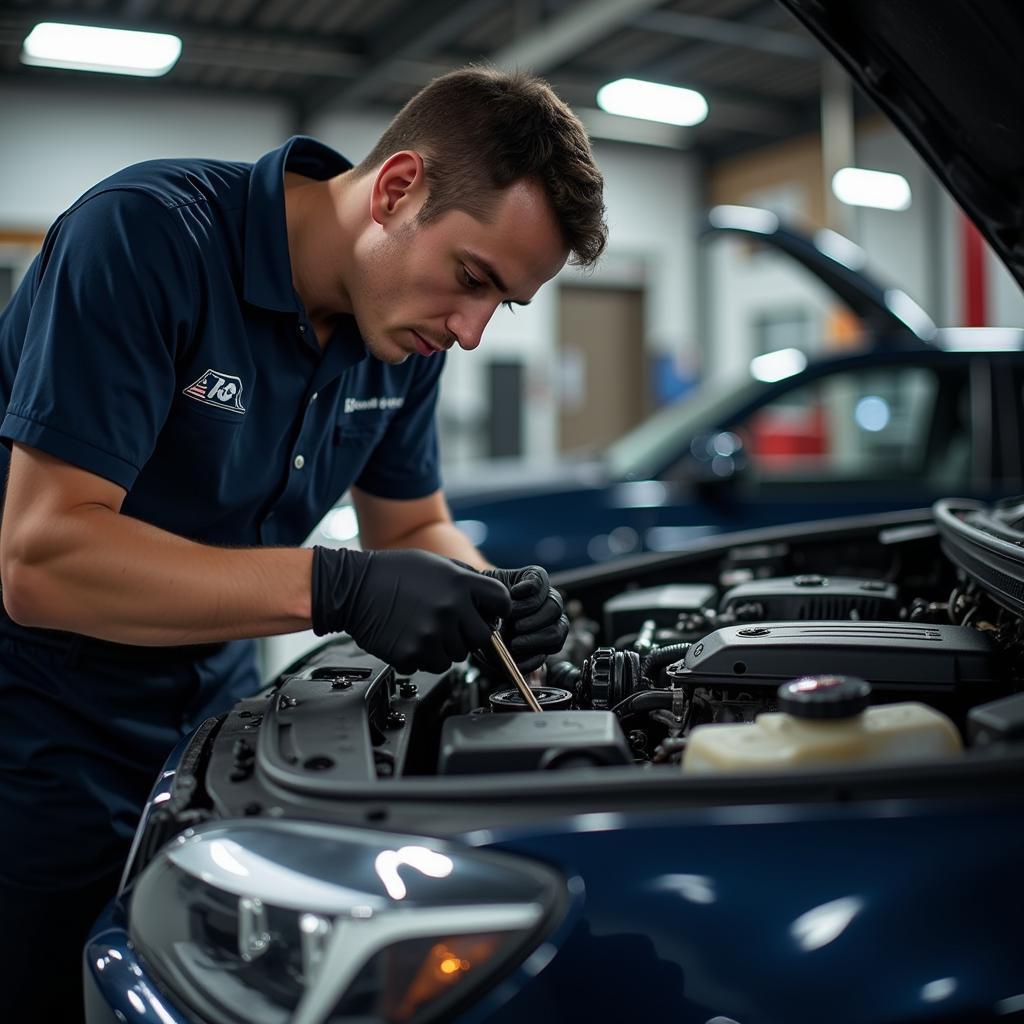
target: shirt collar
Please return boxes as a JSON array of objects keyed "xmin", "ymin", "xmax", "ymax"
[{"xmin": 243, "ymin": 136, "xmax": 352, "ymax": 314}]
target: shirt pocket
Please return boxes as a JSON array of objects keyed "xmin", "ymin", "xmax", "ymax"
[
  {"xmin": 155, "ymin": 396, "xmax": 246, "ymax": 469},
  {"xmin": 331, "ymin": 417, "xmax": 389, "ymax": 487},
  {"xmin": 334, "ymin": 417, "xmax": 389, "ymax": 447}
]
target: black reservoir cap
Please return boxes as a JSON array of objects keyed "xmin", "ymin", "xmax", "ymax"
[{"xmin": 778, "ymin": 675, "xmax": 872, "ymax": 720}]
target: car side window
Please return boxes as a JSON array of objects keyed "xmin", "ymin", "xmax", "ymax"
[{"xmin": 735, "ymin": 366, "xmax": 970, "ymax": 488}]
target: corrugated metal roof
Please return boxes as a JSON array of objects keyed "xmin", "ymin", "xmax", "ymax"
[{"xmin": 0, "ymin": 0, "xmax": 838, "ymax": 158}]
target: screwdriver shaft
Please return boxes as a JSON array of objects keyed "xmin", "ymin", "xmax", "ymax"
[{"xmin": 489, "ymin": 631, "xmax": 544, "ymax": 712}]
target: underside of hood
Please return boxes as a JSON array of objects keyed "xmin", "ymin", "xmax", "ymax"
[{"xmin": 777, "ymin": 0, "xmax": 1024, "ymax": 291}]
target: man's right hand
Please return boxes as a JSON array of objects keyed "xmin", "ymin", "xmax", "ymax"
[{"xmin": 310, "ymin": 546, "xmax": 511, "ymax": 675}]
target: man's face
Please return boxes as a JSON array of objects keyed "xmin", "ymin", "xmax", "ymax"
[{"xmin": 350, "ymin": 178, "xmax": 569, "ymax": 364}]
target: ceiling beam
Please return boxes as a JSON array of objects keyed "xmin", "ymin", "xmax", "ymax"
[
  {"xmin": 631, "ymin": 9, "xmax": 817, "ymax": 58},
  {"xmin": 121, "ymin": 0, "xmax": 160, "ymax": 17},
  {"xmin": 490, "ymin": 0, "xmax": 671, "ymax": 74},
  {"xmin": 640, "ymin": 4, "xmax": 819, "ymax": 82},
  {"xmin": 0, "ymin": 66, "xmax": 289, "ymax": 105},
  {"xmin": 299, "ymin": 0, "xmax": 503, "ymax": 116},
  {"xmin": 175, "ymin": 44, "xmax": 359, "ymax": 79},
  {"xmin": 700, "ymin": 103, "xmax": 822, "ymax": 162}
]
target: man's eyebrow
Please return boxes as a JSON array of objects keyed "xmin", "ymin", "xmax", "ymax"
[{"xmin": 465, "ymin": 251, "xmax": 531, "ymax": 306}]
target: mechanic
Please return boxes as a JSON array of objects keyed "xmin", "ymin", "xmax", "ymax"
[{"xmin": 0, "ymin": 66, "xmax": 607, "ymax": 1018}]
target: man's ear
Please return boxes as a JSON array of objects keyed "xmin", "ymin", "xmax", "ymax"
[{"xmin": 369, "ymin": 151, "xmax": 426, "ymax": 226}]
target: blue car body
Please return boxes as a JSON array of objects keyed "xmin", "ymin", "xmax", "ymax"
[
  {"xmin": 85, "ymin": 794, "xmax": 1024, "ymax": 1024},
  {"xmin": 84, "ymin": 502, "xmax": 1024, "ymax": 1024}
]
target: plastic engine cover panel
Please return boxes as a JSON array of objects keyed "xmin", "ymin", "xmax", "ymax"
[
  {"xmin": 719, "ymin": 575, "xmax": 900, "ymax": 619},
  {"xmin": 672, "ymin": 621, "xmax": 995, "ymax": 697},
  {"xmin": 439, "ymin": 711, "xmax": 631, "ymax": 775}
]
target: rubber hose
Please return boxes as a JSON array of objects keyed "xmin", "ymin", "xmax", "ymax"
[
  {"xmin": 642, "ymin": 643, "xmax": 692, "ymax": 684},
  {"xmin": 610, "ymin": 689, "xmax": 675, "ymax": 717}
]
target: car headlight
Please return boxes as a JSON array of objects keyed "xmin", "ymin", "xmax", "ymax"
[{"xmin": 129, "ymin": 819, "xmax": 564, "ymax": 1024}]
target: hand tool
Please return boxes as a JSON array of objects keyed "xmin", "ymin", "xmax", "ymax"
[{"xmin": 489, "ymin": 630, "xmax": 544, "ymax": 712}]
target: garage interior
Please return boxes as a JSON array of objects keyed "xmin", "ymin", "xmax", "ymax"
[
  {"xmin": 3, "ymin": 0, "xmax": 1021, "ymax": 486},
  {"xmin": 2, "ymin": 3, "xmax": 1024, "ymax": 1023}
]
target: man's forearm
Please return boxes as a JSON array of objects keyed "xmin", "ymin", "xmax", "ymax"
[
  {"xmin": 375, "ymin": 519, "xmax": 491, "ymax": 569},
  {"xmin": 3, "ymin": 504, "xmax": 314, "ymax": 645}
]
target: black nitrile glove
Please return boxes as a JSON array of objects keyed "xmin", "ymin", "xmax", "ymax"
[
  {"xmin": 311, "ymin": 547, "xmax": 511, "ymax": 676},
  {"xmin": 478, "ymin": 564, "xmax": 569, "ymax": 673}
]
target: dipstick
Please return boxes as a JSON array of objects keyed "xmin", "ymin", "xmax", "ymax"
[{"xmin": 489, "ymin": 631, "xmax": 544, "ymax": 712}]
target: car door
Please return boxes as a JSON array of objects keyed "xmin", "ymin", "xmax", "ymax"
[{"xmin": 644, "ymin": 354, "xmax": 999, "ymax": 543}]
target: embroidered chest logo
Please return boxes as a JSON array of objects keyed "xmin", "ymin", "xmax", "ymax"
[
  {"xmin": 183, "ymin": 369, "xmax": 246, "ymax": 414},
  {"xmin": 344, "ymin": 396, "xmax": 405, "ymax": 414}
]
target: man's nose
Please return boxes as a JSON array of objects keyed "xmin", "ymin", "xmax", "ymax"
[{"xmin": 447, "ymin": 304, "xmax": 496, "ymax": 351}]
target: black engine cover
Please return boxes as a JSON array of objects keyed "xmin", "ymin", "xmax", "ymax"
[
  {"xmin": 439, "ymin": 711, "xmax": 631, "ymax": 775},
  {"xmin": 667, "ymin": 621, "xmax": 997, "ymax": 708},
  {"xmin": 719, "ymin": 575, "xmax": 900, "ymax": 620}
]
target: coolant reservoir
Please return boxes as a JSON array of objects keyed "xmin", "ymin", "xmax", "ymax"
[{"xmin": 682, "ymin": 675, "xmax": 962, "ymax": 774}]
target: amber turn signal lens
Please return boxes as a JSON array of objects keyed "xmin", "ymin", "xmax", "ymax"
[{"xmin": 387, "ymin": 934, "xmax": 503, "ymax": 1021}]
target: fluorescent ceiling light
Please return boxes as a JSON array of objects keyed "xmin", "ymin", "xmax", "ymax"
[
  {"xmin": 831, "ymin": 167, "xmax": 911, "ymax": 211},
  {"xmin": 750, "ymin": 347, "xmax": 807, "ymax": 383},
  {"xmin": 21, "ymin": 22, "xmax": 182, "ymax": 77},
  {"xmin": 597, "ymin": 78, "xmax": 708, "ymax": 127}
]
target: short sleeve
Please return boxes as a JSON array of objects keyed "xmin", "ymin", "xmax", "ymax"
[
  {"xmin": 354, "ymin": 353, "xmax": 446, "ymax": 500},
  {"xmin": 0, "ymin": 190, "xmax": 196, "ymax": 490}
]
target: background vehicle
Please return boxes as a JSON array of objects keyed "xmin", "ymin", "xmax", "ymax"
[{"xmin": 313, "ymin": 213, "xmax": 1024, "ymax": 571}]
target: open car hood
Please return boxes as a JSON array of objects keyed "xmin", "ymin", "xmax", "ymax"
[
  {"xmin": 702, "ymin": 204, "xmax": 937, "ymax": 341},
  {"xmin": 778, "ymin": 0, "xmax": 1024, "ymax": 291}
]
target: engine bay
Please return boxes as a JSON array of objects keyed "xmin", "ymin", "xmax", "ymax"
[
  {"xmin": 134, "ymin": 499, "xmax": 1024, "ymax": 860},
  {"xmin": 158, "ymin": 502, "xmax": 1024, "ymax": 839}
]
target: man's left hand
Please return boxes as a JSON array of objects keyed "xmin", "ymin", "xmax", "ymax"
[{"xmin": 479, "ymin": 564, "xmax": 569, "ymax": 672}]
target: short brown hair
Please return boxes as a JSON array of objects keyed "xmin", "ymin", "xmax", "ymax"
[{"xmin": 357, "ymin": 66, "xmax": 607, "ymax": 267}]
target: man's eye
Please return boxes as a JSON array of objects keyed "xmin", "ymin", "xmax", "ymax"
[{"xmin": 461, "ymin": 268, "xmax": 482, "ymax": 289}]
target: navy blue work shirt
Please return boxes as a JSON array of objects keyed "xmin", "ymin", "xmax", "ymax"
[
  {"xmin": 0, "ymin": 138, "xmax": 448, "ymax": 888},
  {"xmin": 0, "ymin": 135, "xmax": 446, "ymax": 551}
]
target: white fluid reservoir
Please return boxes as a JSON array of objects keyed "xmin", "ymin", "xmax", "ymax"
[{"xmin": 682, "ymin": 675, "xmax": 962, "ymax": 774}]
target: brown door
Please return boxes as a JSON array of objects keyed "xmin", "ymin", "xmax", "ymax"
[{"xmin": 557, "ymin": 285, "xmax": 646, "ymax": 453}]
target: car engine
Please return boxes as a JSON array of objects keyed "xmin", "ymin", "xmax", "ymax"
[{"xmin": 130, "ymin": 500, "xmax": 1024, "ymax": 866}]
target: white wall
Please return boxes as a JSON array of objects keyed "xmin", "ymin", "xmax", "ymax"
[
  {"xmin": 988, "ymin": 248, "xmax": 1024, "ymax": 328},
  {"xmin": 856, "ymin": 123, "xmax": 1024, "ymax": 329},
  {"xmin": 589, "ymin": 140, "xmax": 699, "ymax": 358},
  {"xmin": 0, "ymin": 85, "xmax": 292, "ymax": 227},
  {"xmin": 853, "ymin": 125, "xmax": 936, "ymax": 317}
]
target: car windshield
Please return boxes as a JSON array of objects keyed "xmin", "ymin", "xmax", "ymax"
[{"xmin": 605, "ymin": 372, "xmax": 767, "ymax": 480}]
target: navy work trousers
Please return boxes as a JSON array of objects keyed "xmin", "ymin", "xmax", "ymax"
[{"xmin": 0, "ymin": 629, "xmax": 260, "ymax": 1022}]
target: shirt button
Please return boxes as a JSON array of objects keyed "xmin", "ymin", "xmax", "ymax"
[
  {"xmin": 294, "ymin": 454, "xmax": 305, "ymax": 470},
  {"xmin": 309, "ymin": 391, "xmax": 318, "ymax": 404},
  {"xmin": 298, "ymin": 324, "xmax": 306, "ymax": 334}
]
